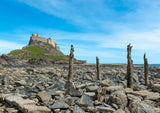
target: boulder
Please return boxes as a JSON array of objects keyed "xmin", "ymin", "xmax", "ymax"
[
  {"xmin": 108, "ymin": 91, "xmax": 127, "ymax": 109},
  {"xmin": 152, "ymin": 84, "xmax": 160, "ymax": 93}
]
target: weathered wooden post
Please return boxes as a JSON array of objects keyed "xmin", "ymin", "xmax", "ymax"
[
  {"xmin": 96, "ymin": 56, "xmax": 100, "ymax": 80},
  {"xmin": 68, "ymin": 45, "xmax": 74, "ymax": 81},
  {"xmin": 127, "ymin": 44, "xmax": 133, "ymax": 89},
  {"xmin": 144, "ymin": 53, "xmax": 149, "ymax": 86}
]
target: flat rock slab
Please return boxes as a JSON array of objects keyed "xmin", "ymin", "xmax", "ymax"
[
  {"xmin": 22, "ymin": 105, "xmax": 51, "ymax": 113},
  {"xmin": 106, "ymin": 86, "xmax": 123, "ymax": 93},
  {"xmin": 129, "ymin": 101, "xmax": 155, "ymax": 113},
  {"xmin": 125, "ymin": 89, "xmax": 160, "ymax": 98},
  {"xmin": 96, "ymin": 106, "xmax": 116, "ymax": 113},
  {"xmin": 37, "ymin": 91, "xmax": 51, "ymax": 104},
  {"xmin": 100, "ymin": 79, "xmax": 115, "ymax": 86},
  {"xmin": 84, "ymin": 92, "xmax": 96, "ymax": 98},
  {"xmin": 1, "ymin": 94, "xmax": 51, "ymax": 113},
  {"xmin": 86, "ymin": 86, "xmax": 99, "ymax": 92},
  {"xmin": 3, "ymin": 94, "xmax": 35, "ymax": 106},
  {"xmin": 50, "ymin": 101, "xmax": 69, "ymax": 109}
]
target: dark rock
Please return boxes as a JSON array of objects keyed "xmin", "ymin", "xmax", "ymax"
[
  {"xmin": 65, "ymin": 81, "xmax": 82, "ymax": 97},
  {"xmin": 73, "ymin": 105, "xmax": 85, "ymax": 113},
  {"xmin": 105, "ymin": 96, "xmax": 110, "ymax": 104},
  {"xmin": 50, "ymin": 80, "xmax": 65, "ymax": 89},
  {"xmin": 2, "ymin": 75, "xmax": 10, "ymax": 86},
  {"xmin": 133, "ymin": 74, "xmax": 140, "ymax": 85},
  {"xmin": 26, "ymin": 69, "xmax": 34, "ymax": 74},
  {"xmin": 111, "ymin": 103, "xmax": 119, "ymax": 110},
  {"xmin": 80, "ymin": 94, "xmax": 93, "ymax": 106},
  {"xmin": 83, "ymin": 74, "xmax": 93, "ymax": 81},
  {"xmin": 35, "ymin": 84, "xmax": 45, "ymax": 91},
  {"xmin": 47, "ymin": 71, "xmax": 54, "ymax": 75},
  {"xmin": 1, "ymin": 54, "xmax": 15, "ymax": 62},
  {"xmin": 28, "ymin": 59, "xmax": 49, "ymax": 65},
  {"xmin": 25, "ymin": 86, "xmax": 39, "ymax": 93},
  {"xmin": 65, "ymin": 97, "xmax": 79, "ymax": 106}
]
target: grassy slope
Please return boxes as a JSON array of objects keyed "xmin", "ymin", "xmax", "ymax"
[{"xmin": 8, "ymin": 46, "xmax": 69, "ymax": 61}]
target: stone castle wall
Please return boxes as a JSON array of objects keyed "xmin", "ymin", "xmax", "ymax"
[{"xmin": 30, "ymin": 33, "xmax": 59, "ymax": 50}]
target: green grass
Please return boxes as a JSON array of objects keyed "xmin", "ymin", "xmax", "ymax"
[
  {"xmin": 23, "ymin": 46, "xmax": 47, "ymax": 54},
  {"xmin": 47, "ymin": 55, "xmax": 69, "ymax": 60},
  {"xmin": 8, "ymin": 46, "xmax": 69, "ymax": 61}
]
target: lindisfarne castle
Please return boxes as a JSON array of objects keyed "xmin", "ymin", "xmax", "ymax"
[{"xmin": 29, "ymin": 33, "xmax": 60, "ymax": 50}]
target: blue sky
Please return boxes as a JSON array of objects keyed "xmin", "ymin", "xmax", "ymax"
[{"xmin": 0, "ymin": 0, "xmax": 160, "ymax": 64}]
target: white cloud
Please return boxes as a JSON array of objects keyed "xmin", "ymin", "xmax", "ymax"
[
  {"xmin": 0, "ymin": 40, "xmax": 25, "ymax": 54},
  {"xmin": 98, "ymin": 29, "xmax": 160, "ymax": 51}
]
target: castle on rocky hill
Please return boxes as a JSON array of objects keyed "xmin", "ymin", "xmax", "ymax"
[{"xmin": 28, "ymin": 33, "xmax": 60, "ymax": 50}]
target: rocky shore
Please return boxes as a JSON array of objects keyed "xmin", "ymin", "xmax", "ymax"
[{"xmin": 0, "ymin": 64, "xmax": 160, "ymax": 113}]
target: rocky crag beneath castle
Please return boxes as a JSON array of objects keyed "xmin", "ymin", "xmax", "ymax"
[{"xmin": 28, "ymin": 33, "xmax": 64, "ymax": 56}]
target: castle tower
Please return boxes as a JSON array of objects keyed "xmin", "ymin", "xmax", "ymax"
[
  {"xmin": 29, "ymin": 34, "xmax": 60, "ymax": 51},
  {"xmin": 27, "ymin": 33, "xmax": 63, "ymax": 55}
]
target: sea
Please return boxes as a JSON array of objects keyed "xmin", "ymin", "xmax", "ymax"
[{"xmin": 131, "ymin": 64, "xmax": 160, "ymax": 67}]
